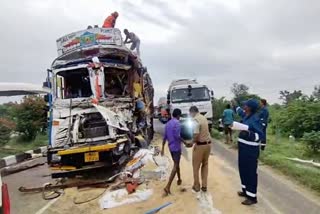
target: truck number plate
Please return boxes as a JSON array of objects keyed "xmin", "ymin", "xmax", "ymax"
[{"xmin": 84, "ymin": 152, "xmax": 99, "ymax": 162}]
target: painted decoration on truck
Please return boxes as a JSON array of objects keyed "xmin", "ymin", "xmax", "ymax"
[{"xmin": 56, "ymin": 28, "xmax": 122, "ymax": 56}]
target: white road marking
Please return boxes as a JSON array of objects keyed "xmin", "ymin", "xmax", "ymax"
[
  {"xmin": 35, "ymin": 197, "xmax": 60, "ymax": 214},
  {"xmin": 197, "ymin": 191, "xmax": 221, "ymax": 214}
]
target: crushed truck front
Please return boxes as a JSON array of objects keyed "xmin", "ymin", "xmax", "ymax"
[{"xmin": 46, "ymin": 28, "xmax": 154, "ymax": 176}]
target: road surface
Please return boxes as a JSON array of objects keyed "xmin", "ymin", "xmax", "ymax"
[{"xmin": 3, "ymin": 120, "xmax": 320, "ymax": 214}]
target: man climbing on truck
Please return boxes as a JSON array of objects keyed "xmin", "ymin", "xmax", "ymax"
[{"xmin": 124, "ymin": 29, "xmax": 141, "ymax": 56}]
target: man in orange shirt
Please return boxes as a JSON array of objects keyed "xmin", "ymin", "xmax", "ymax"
[{"xmin": 102, "ymin": 11, "xmax": 119, "ymax": 28}]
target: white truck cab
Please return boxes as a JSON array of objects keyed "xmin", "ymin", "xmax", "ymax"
[{"xmin": 167, "ymin": 79, "xmax": 214, "ymax": 139}]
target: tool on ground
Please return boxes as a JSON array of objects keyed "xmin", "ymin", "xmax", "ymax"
[{"xmin": 144, "ymin": 202, "xmax": 173, "ymax": 214}]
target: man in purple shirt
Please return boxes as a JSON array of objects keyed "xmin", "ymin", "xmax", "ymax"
[{"xmin": 161, "ymin": 108, "xmax": 184, "ymax": 196}]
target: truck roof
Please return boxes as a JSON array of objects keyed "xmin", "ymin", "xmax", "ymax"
[
  {"xmin": 169, "ymin": 79, "xmax": 198, "ymax": 90},
  {"xmin": 52, "ymin": 28, "xmax": 140, "ymax": 69}
]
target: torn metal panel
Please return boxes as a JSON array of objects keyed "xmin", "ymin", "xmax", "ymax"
[{"xmin": 93, "ymin": 104, "xmax": 129, "ymax": 131}]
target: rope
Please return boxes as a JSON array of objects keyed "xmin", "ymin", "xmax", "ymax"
[
  {"xmin": 41, "ymin": 183, "xmax": 63, "ymax": 200},
  {"xmin": 73, "ymin": 188, "xmax": 108, "ymax": 205}
]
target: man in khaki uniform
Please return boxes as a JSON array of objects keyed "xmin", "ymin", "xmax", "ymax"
[{"xmin": 189, "ymin": 106, "xmax": 212, "ymax": 192}]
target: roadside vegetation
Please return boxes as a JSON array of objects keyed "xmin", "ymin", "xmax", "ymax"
[
  {"xmin": 212, "ymin": 83, "xmax": 320, "ymax": 194},
  {"xmin": 0, "ymin": 96, "xmax": 47, "ymax": 157}
]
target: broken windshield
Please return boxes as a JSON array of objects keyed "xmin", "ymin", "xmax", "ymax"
[
  {"xmin": 171, "ymin": 87, "xmax": 210, "ymax": 103},
  {"xmin": 55, "ymin": 68, "xmax": 92, "ymax": 99}
]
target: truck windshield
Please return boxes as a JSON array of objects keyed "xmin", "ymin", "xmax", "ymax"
[
  {"xmin": 171, "ymin": 87, "xmax": 210, "ymax": 103},
  {"xmin": 55, "ymin": 68, "xmax": 92, "ymax": 99}
]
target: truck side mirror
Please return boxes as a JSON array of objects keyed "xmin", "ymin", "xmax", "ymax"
[
  {"xmin": 167, "ymin": 93, "xmax": 170, "ymax": 104},
  {"xmin": 211, "ymin": 90, "xmax": 214, "ymax": 97}
]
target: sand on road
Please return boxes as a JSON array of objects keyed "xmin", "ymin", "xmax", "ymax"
[{"xmin": 44, "ymin": 135, "xmax": 267, "ymax": 214}]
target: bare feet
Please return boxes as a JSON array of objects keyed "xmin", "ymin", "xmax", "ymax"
[
  {"xmin": 163, "ymin": 188, "xmax": 171, "ymax": 197},
  {"xmin": 177, "ymin": 179, "xmax": 182, "ymax": 186}
]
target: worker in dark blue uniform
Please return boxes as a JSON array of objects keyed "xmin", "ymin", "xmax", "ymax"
[
  {"xmin": 234, "ymin": 99, "xmax": 263, "ymax": 205},
  {"xmin": 259, "ymin": 99, "xmax": 269, "ymax": 150}
]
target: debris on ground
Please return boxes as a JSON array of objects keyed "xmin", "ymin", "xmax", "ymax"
[
  {"xmin": 286, "ymin": 157, "xmax": 320, "ymax": 168},
  {"xmin": 100, "ymin": 188, "xmax": 153, "ymax": 209},
  {"xmin": 144, "ymin": 202, "xmax": 172, "ymax": 214}
]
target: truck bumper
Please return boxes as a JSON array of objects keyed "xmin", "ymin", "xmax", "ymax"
[{"xmin": 47, "ymin": 138, "xmax": 130, "ymax": 170}]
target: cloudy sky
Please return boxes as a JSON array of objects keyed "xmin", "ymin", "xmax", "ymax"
[{"xmin": 1, "ymin": 0, "xmax": 320, "ymax": 103}]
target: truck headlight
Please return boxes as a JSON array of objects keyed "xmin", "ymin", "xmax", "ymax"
[
  {"xmin": 118, "ymin": 143, "xmax": 125, "ymax": 152},
  {"xmin": 52, "ymin": 154, "xmax": 61, "ymax": 162}
]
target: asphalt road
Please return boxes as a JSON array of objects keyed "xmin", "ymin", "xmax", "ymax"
[
  {"xmin": 3, "ymin": 158, "xmax": 54, "ymax": 214},
  {"xmin": 3, "ymin": 120, "xmax": 320, "ymax": 214},
  {"xmin": 155, "ymin": 120, "xmax": 320, "ymax": 214}
]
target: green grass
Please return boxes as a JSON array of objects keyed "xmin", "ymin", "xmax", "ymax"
[
  {"xmin": 260, "ymin": 135, "xmax": 320, "ymax": 194},
  {"xmin": 211, "ymin": 128, "xmax": 224, "ymax": 140},
  {"xmin": 0, "ymin": 134, "xmax": 48, "ymax": 158}
]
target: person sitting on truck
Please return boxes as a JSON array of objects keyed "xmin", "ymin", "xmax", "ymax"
[
  {"xmin": 102, "ymin": 11, "xmax": 119, "ymax": 28},
  {"xmin": 124, "ymin": 29, "xmax": 141, "ymax": 56}
]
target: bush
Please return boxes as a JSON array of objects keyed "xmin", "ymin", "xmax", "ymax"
[
  {"xmin": 302, "ymin": 131, "xmax": 320, "ymax": 153},
  {"xmin": 211, "ymin": 128, "xmax": 223, "ymax": 139},
  {"xmin": 0, "ymin": 118, "xmax": 15, "ymax": 144},
  {"xmin": 11, "ymin": 96, "xmax": 47, "ymax": 140},
  {"xmin": 272, "ymin": 100, "xmax": 320, "ymax": 138}
]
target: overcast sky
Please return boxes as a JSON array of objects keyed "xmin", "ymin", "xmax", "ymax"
[{"xmin": 1, "ymin": 0, "xmax": 320, "ymax": 103}]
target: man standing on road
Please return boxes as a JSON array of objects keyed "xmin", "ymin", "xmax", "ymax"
[
  {"xmin": 124, "ymin": 29, "xmax": 141, "ymax": 56},
  {"xmin": 259, "ymin": 99, "xmax": 269, "ymax": 150},
  {"xmin": 189, "ymin": 106, "xmax": 212, "ymax": 193},
  {"xmin": 222, "ymin": 104, "xmax": 234, "ymax": 144},
  {"xmin": 161, "ymin": 108, "xmax": 184, "ymax": 196},
  {"xmin": 234, "ymin": 99, "xmax": 263, "ymax": 205}
]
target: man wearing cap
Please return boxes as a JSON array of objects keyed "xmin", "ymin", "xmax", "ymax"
[
  {"xmin": 234, "ymin": 99, "xmax": 263, "ymax": 205},
  {"xmin": 102, "ymin": 11, "xmax": 119, "ymax": 28},
  {"xmin": 189, "ymin": 106, "xmax": 212, "ymax": 193}
]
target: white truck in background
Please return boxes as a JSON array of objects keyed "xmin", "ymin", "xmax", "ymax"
[{"xmin": 166, "ymin": 79, "xmax": 214, "ymax": 139}]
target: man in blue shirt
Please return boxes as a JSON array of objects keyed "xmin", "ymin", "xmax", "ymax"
[
  {"xmin": 161, "ymin": 108, "xmax": 184, "ymax": 196},
  {"xmin": 235, "ymin": 99, "xmax": 263, "ymax": 205},
  {"xmin": 259, "ymin": 99, "xmax": 269, "ymax": 150},
  {"xmin": 222, "ymin": 104, "xmax": 234, "ymax": 144}
]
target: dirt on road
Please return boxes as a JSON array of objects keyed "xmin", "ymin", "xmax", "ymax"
[{"xmin": 44, "ymin": 135, "xmax": 267, "ymax": 214}]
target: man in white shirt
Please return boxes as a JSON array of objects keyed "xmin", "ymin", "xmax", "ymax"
[{"xmin": 124, "ymin": 29, "xmax": 141, "ymax": 56}]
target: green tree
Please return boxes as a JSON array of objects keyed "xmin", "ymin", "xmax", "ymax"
[
  {"xmin": 279, "ymin": 90, "xmax": 304, "ymax": 105},
  {"xmin": 312, "ymin": 85, "xmax": 320, "ymax": 100},
  {"xmin": 231, "ymin": 83, "xmax": 261, "ymax": 104},
  {"xmin": 274, "ymin": 100, "xmax": 320, "ymax": 138},
  {"xmin": 0, "ymin": 118, "xmax": 15, "ymax": 144},
  {"xmin": 12, "ymin": 96, "xmax": 47, "ymax": 140},
  {"xmin": 212, "ymin": 97, "xmax": 230, "ymax": 123}
]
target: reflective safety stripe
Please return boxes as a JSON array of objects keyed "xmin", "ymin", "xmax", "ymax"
[
  {"xmin": 238, "ymin": 138, "xmax": 260, "ymax": 146},
  {"xmin": 241, "ymin": 184, "xmax": 246, "ymax": 188},
  {"xmin": 261, "ymin": 143, "xmax": 266, "ymax": 146},
  {"xmin": 254, "ymin": 133, "xmax": 259, "ymax": 141},
  {"xmin": 246, "ymin": 191, "xmax": 256, "ymax": 197}
]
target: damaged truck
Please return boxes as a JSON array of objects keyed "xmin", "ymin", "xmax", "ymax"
[{"xmin": 44, "ymin": 27, "xmax": 154, "ymax": 177}]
